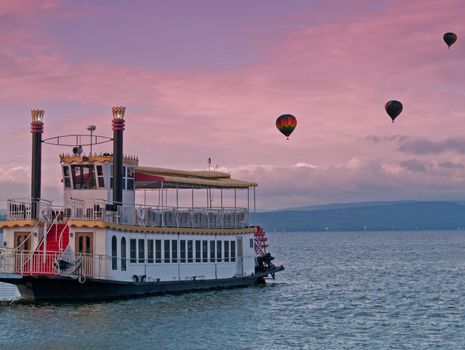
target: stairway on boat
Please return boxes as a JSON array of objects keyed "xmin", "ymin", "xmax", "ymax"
[{"xmin": 22, "ymin": 223, "xmax": 70, "ymax": 276}]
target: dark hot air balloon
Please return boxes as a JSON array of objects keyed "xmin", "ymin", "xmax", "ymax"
[
  {"xmin": 443, "ymin": 32, "xmax": 457, "ymax": 48},
  {"xmin": 385, "ymin": 100, "xmax": 403, "ymax": 123},
  {"xmin": 276, "ymin": 114, "xmax": 297, "ymax": 139}
]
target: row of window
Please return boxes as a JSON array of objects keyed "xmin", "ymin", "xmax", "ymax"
[
  {"xmin": 63, "ymin": 165, "xmax": 134, "ymax": 190},
  {"xmin": 111, "ymin": 237, "xmax": 237, "ymax": 271}
]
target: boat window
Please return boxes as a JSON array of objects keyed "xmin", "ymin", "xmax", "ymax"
[
  {"xmin": 111, "ymin": 236, "xmax": 117, "ymax": 270},
  {"xmin": 138, "ymin": 239, "xmax": 145, "ymax": 263},
  {"xmin": 96, "ymin": 165, "xmax": 105, "ymax": 188},
  {"xmin": 15, "ymin": 233, "xmax": 30, "ymax": 251},
  {"xmin": 195, "ymin": 240, "xmax": 201, "ymax": 263},
  {"xmin": 217, "ymin": 241, "xmax": 222, "ymax": 262},
  {"xmin": 94, "ymin": 204, "xmax": 102, "ymax": 219},
  {"xmin": 85, "ymin": 236, "xmax": 91, "ymax": 255},
  {"xmin": 250, "ymin": 238, "xmax": 254, "ymax": 249},
  {"xmin": 109, "ymin": 165, "xmax": 134, "ymax": 190},
  {"xmin": 180, "ymin": 240, "xmax": 186, "ymax": 263},
  {"xmin": 71, "ymin": 164, "xmax": 96, "ymax": 189},
  {"xmin": 96, "ymin": 165, "xmax": 104, "ymax": 176},
  {"xmin": 86, "ymin": 208, "xmax": 93, "ymax": 219},
  {"xmin": 121, "ymin": 237, "xmax": 127, "ymax": 271},
  {"xmin": 78, "ymin": 236, "xmax": 83, "ymax": 252},
  {"xmin": 230, "ymin": 241, "xmax": 236, "ymax": 262},
  {"xmin": 63, "ymin": 166, "xmax": 71, "ymax": 189},
  {"xmin": 164, "ymin": 240, "xmax": 170, "ymax": 263},
  {"xmin": 210, "ymin": 241, "xmax": 215, "ymax": 263},
  {"xmin": 155, "ymin": 240, "xmax": 162, "ymax": 263},
  {"xmin": 224, "ymin": 241, "xmax": 230, "ymax": 263},
  {"xmin": 187, "ymin": 240, "xmax": 193, "ymax": 263},
  {"xmin": 127, "ymin": 167, "xmax": 135, "ymax": 191},
  {"xmin": 147, "ymin": 239, "xmax": 154, "ymax": 263},
  {"xmin": 202, "ymin": 240, "xmax": 208, "ymax": 263},
  {"xmin": 75, "ymin": 207, "xmax": 82, "ymax": 218},
  {"xmin": 130, "ymin": 239, "xmax": 136, "ymax": 263},
  {"xmin": 122, "ymin": 166, "xmax": 126, "ymax": 190},
  {"xmin": 172, "ymin": 240, "xmax": 178, "ymax": 263},
  {"xmin": 110, "ymin": 166, "xmax": 113, "ymax": 189}
]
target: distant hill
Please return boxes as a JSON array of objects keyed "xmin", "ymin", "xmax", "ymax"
[
  {"xmin": 254, "ymin": 201, "xmax": 465, "ymax": 231},
  {"xmin": 282, "ymin": 201, "xmax": 417, "ymax": 212}
]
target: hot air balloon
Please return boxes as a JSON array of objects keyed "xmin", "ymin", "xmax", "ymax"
[
  {"xmin": 276, "ymin": 114, "xmax": 297, "ymax": 139},
  {"xmin": 385, "ymin": 100, "xmax": 403, "ymax": 123},
  {"xmin": 443, "ymin": 32, "xmax": 457, "ymax": 48}
]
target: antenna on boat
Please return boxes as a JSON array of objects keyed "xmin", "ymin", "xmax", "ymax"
[
  {"xmin": 87, "ymin": 125, "xmax": 96, "ymax": 155},
  {"xmin": 207, "ymin": 157, "xmax": 212, "ymax": 208}
]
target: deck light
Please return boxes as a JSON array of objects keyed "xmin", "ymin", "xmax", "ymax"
[
  {"xmin": 112, "ymin": 106, "xmax": 126, "ymax": 120},
  {"xmin": 31, "ymin": 109, "xmax": 45, "ymax": 123}
]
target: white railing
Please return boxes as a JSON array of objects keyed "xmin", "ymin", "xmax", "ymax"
[
  {"xmin": 57, "ymin": 223, "xmax": 70, "ymax": 252},
  {"xmin": 6, "ymin": 198, "xmax": 250, "ymax": 229},
  {"xmin": 0, "ymin": 248, "xmax": 110, "ymax": 280},
  {"xmin": 7, "ymin": 199, "xmax": 53, "ymax": 220},
  {"xmin": 134, "ymin": 206, "xmax": 249, "ymax": 229}
]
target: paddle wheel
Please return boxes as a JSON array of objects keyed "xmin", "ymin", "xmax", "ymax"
[
  {"xmin": 254, "ymin": 226, "xmax": 277, "ymax": 279},
  {"xmin": 254, "ymin": 226, "xmax": 269, "ymax": 256}
]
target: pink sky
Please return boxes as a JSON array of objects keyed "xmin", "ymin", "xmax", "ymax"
[{"xmin": 1, "ymin": 0, "xmax": 465, "ymax": 209}]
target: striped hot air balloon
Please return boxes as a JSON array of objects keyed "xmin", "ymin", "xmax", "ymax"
[{"xmin": 276, "ymin": 114, "xmax": 297, "ymax": 140}]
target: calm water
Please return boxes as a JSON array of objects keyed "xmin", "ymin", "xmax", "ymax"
[{"xmin": 2, "ymin": 231, "xmax": 465, "ymax": 349}]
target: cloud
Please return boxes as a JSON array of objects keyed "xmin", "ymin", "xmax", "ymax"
[
  {"xmin": 399, "ymin": 159, "xmax": 428, "ymax": 173},
  {"xmin": 365, "ymin": 135, "xmax": 465, "ymax": 155},
  {"xmin": 398, "ymin": 138, "xmax": 465, "ymax": 155},
  {"xmin": 0, "ymin": 166, "xmax": 30, "ymax": 182},
  {"xmin": 363, "ymin": 135, "xmax": 409, "ymax": 144},
  {"xmin": 437, "ymin": 161, "xmax": 464, "ymax": 169},
  {"xmin": 223, "ymin": 158, "xmax": 465, "ymax": 209}
]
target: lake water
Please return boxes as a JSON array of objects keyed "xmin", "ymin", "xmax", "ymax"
[{"xmin": 2, "ymin": 231, "xmax": 465, "ymax": 349}]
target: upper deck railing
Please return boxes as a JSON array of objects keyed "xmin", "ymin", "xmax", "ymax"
[
  {"xmin": 7, "ymin": 199, "xmax": 53, "ymax": 221},
  {"xmin": 6, "ymin": 198, "xmax": 250, "ymax": 229}
]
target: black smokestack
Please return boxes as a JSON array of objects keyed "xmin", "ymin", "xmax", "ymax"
[
  {"xmin": 112, "ymin": 106, "xmax": 126, "ymax": 206},
  {"xmin": 31, "ymin": 109, "xmax": 44, "ymax": 219}
]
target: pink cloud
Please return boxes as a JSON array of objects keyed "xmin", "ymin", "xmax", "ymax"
[
  {"xmin": 1, "ymin": 0, "xmax": 465, "ymax": 209},
  {"xmin": 227, "ymin": 157, "xmax": 465, "ymax": 209}
]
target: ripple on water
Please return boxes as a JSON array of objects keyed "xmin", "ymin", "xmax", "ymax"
[{"xmin": 2, "ymin": 231, "xmax": 465, "ymax": 349}]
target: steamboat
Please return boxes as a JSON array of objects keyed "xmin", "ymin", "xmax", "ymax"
[{"xmin": 0, "ymin": 107, "xmax": 283, "ymax": 301}]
